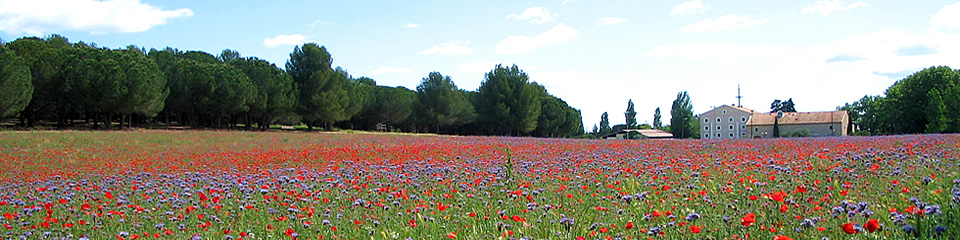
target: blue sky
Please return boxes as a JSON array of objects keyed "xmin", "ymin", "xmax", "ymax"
[{"xmin": 2, "ymin": 0, "xmax": 960, "ymax": 129}]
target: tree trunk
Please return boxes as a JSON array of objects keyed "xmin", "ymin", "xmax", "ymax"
[
  {"xmin": 91, "ymin": 113, "xmax": 99, "ymax": 129},
  {"xmin": 261, "ymin": 116, "xmax": 270, "ymax": 131},
  {"xmin": 56, "ymin": 113, "xmax": 65, "ymax": 130},
  {"xmin": 104, "ymin": 113, "xmax": 112, "ymax": 130},
  {"xmin": 118, "ymin": 113, "xmax": 125, "ymax": 130}
]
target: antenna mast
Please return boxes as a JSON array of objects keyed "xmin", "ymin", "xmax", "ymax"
[{"xmin": 736, "ymin": 85, "xmax": 743, "ymax": 107}]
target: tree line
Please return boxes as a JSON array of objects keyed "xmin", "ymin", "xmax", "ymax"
[
  {"xmin": 585, "ymin": 91, "xmax": 699, "ymax": 139},
  {"xmin": 840, "ymin": 66, "xmax": 960, "ymax": 135},
  {"xmin": 0, "ymin": 35, "xmax": 583, "ymax": 138}
]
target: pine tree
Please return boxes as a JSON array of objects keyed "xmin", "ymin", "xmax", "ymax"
[
  {"xmin": 653, "ymin": 107, "xmax": 662, "ymax": 129},
  {"xmin": 624, "ymin": 99, "xmax": 636, "ymax": 128}
]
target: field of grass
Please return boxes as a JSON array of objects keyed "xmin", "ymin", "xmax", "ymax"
[{"xmin": 0, "ymin": 130, "xmax": 958, "ymax": 239}]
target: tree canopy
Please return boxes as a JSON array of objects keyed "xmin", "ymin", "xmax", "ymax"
[
  {"xmin": 415, "ymin": 72, "xmax": 475, "ymax": 133},
  {"xmin": 670, "ymin": 91, "xmax": 695, "ymax": 139},
  {"xmin": 599, "ymin": 112, "xmax": 611, "ymax": 136},
  {"xmin": 653, "ymin": 107, "xmax": 662, "ymax": 130},
  {"xmin": 842, "ymin": 66, "xmax": 960, "ymax": 135},
  {"xmin": 475, "ymin": 64, "xmax": 543, "ymax": 136},
  {"xmin": 770, "ymin": 98, "xmax": 796, "ymax": 113},
  {"xmin": 0, "ymin": 34, "xmax": 582, "ymax": 138},
  {"xmin": 0, "ymin": 45, "xmax": 32, "ymax": 117}
]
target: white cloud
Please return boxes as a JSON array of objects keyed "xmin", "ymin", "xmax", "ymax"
[
  {"xmin": 495, "ymin": 23, "xmax": 579, "ymax": 55},
  {"xmin": 458, "ymin": 61, "xmax": 503, "ymax": 73},
  {"xmin": 263, "ymin": 34, "xmax": 310, "ymax": 48},
  {"xmin": 647, "ymin": 42, "xmax": 798, "ymax": 61},
  {"xmin": 679, "ymin": 14, "xmax": 769, "ymax": 32},
  {"xmin": 931, "ymin": 2, "xmax": 960, "ymax": 31},
  {"xmin": 371, "ymin": 66, "xmax": 414, "ymax": 74},
  {"xmin": 644, "ymin": 28, "xmax": 960, "ymax": 90},
  {"xmin": 803, "ymin": 0, "xmax": 868, "ymax": 16},
  {"xmin": 404, "ymin": 23, "xmax": 421, "ymax": 28},
  {"xmin": 670, "ymin": 0, "xmax": 707, "ymax": 16},
  {"xmin": 421, "ymin": 42, "xmax": 473, "ymax": 56},
  {"xmin": 506, "ymin": 7, "xmax": 555, "ymax": 24},
  {"xmin": 0, "ymin": 0, "xmax": 192, "ymax": 35},
  {"xmin": 597, "ymin": 17, "xmax": 627, "ymax": 26}
]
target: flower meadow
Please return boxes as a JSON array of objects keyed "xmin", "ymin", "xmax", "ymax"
[{"xmin": 1, "ymin": 131, "xmax": 959, "ymax": 240}]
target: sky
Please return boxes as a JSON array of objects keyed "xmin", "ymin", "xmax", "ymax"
[{"xmin": 2, "ymin": 0, "xmax": 960, "ymax": 129}]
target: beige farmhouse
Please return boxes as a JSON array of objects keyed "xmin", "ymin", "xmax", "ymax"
[
  {"xmin": 699, "ymin": 105, "xmax": 755, "ymax": 139},
  {"xmin": 699, "ymin": 105, "xmax": 849, "ymax": 139}
]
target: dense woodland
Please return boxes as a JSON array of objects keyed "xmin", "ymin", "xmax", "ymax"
[
  {"xmin": 840, "ymin": 66, "xmax": 960, "ymax": 135},
  {"xmin": 0, "ymin": 35, "xmax": 583, "ymax": 138}
]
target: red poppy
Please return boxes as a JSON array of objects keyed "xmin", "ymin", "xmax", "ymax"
[
  {"xmin": 841, "ymin": 222, "xmax": 857, "ymax": 234},
  {"xmin": 741, "ymin": 213, "xmax": 756, "ymax": 227},
  {"xmin": 625, "ymin": 222, "xmax": 634, "ymax": 230},
  {"xmin": 690, "ymin": 225, "xmax": 701, "ymax": 233},
  {"xmin": 774, "ymin": 235, "xmax": 793, "ymax": 240},
  {"xmin": 770, "ymin": 191, "xmax": 785, "ymax": 202},
  {"xmin": 865, "ymin": 219, "xmax": 880, "ymax": 233}
]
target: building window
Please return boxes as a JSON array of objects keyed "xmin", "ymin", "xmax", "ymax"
[
  {"xmin": 741, "ymin": 125, "xmax": 746, "ymax": 129},
  {"xmin": 704, "ymin": 126, "xmax": 709, "ymax": 130},
  {"xmin": 829, "ymin": 125, "xmax": 834, "ymax": 130},
  {"xmin": 704, "ymin": 134, "xmax": 709, "ymax": 138},
  {"xmin": 716, "ymin": 118, "xmax": 721, "ymax": 123},
  {"xmin": 717, "ymin": 126, "xmax": 721, "ymax": 130},
  {"xmin": 716, "ymin": 133, "xmax": 721, "ymax": 138},
  {"xmin": 729, "ymin": 117, "xmax": 734, "ymax": 123},
  {"xmin": 704, "ymin": 118, "xmax": 709, "ymax": 123},
  {"xmin": 722, "ymin": 110, "xmax": 727, "ymax": 115},
  {"xmin": 729, "ymin": 125, "xmax": 734, "ymax": 130},
  {"xmin": 741, "ymin": 117, "xmax": 747, "ymax": 122},
  {"xmin": 729, "ymin": 133, "xmax": 734, "ymax": 138},
  {"xmin": 741, "ymin": 132, "xmax": 746, "ymax": 136},
  {"xmin": 754, "ymin": 127, "xmax": 759, "ymax": 132}
]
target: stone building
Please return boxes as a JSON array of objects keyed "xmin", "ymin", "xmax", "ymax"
[{"xmin": 699, "ymin": 105, "xmax": 849, "ymax": 139}]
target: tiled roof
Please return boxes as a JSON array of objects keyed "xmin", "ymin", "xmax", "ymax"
[
  {"xmin": 728, "ymin": 105, "xmax": 755, "ymax": 113},
  {"xmin": 747, "ymin": 111, "xmax": 848, "ymax": 125}
]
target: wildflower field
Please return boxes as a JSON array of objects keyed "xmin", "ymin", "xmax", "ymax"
[{"xmin": 1, "ymin": 131, "xmax": 958, "ymax": 240}]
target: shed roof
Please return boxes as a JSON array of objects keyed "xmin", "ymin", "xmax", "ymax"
[{"xmin": 602, "ymin": 129, "xmax": 674, "ymax": 139}]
